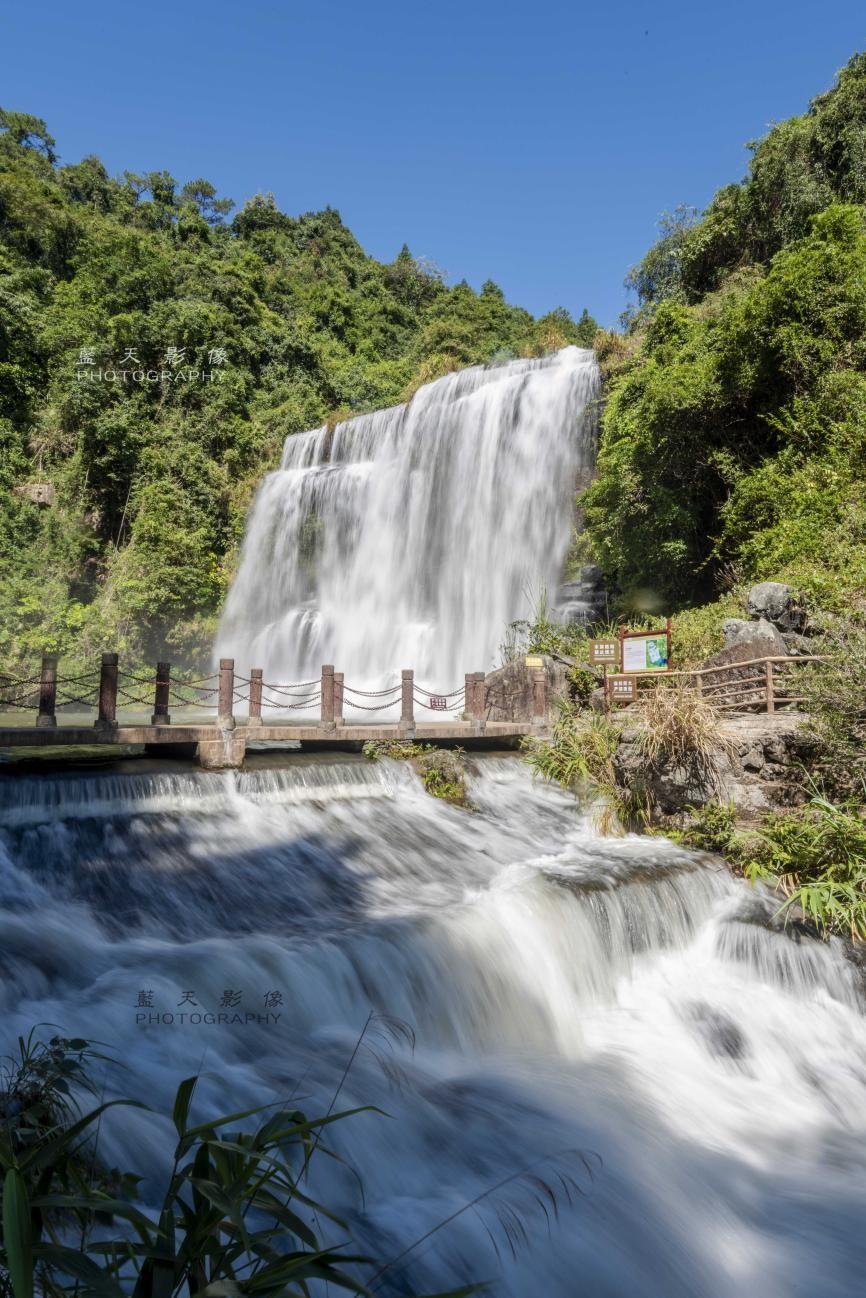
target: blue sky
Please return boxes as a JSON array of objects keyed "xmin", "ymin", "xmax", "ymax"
[{"xmin": 2, "ymin": 0, "xmax": 864, "ymax": 326}]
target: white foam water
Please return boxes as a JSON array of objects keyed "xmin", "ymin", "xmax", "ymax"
[
  {"xmin": 215, "ymin": 347, "xmax": 599, "ymax": 691},
  {"xmin": 1, "ymin": 755, "xmax": 865, "ymax": 1296}
]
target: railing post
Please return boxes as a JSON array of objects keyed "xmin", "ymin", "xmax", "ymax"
[
  {"xmin": 400, "ymin": 669, "xmax": 415, "ymax": 737},
  {"xmin": 473, "ymin": 672, "xmax": 487, "ymax": 721},
  {"xmin": 248, "ymin": 668, "xmax": 263, "ymax": 726},
  {"xmin": 532, "ymin": 668, "xmax": 546, "ymax": 727},
  {"xmin": 765, "ymin": 659, "xmax": 775, "ymax": 713},
  {"xmin": 151, "ymin": 661, "xmax": 171, "ymax": 726},
  {"xmin": 36, "ymin": 653, "xmax": 58, "ymax": 728},
  {"xmin": 218, "ymin": 658, "xmax": 235, "ymax": 729},
  {"xmin": 334, "ymin": 671, "xmax": 344, "ymax": 725},
  {"xmin": 94, "ymin": 652, "xmax": 118, "ymax": 731},
  {"xmin": 320, "ymin": 664, "xmax": 335, "ymax": 730},
  {"xmin": 464, "ymin": 672, "xmax": 475, "ymax": 721}
]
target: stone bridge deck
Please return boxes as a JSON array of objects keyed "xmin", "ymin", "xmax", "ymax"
[{"xmin": 0, "ymin": 719, "xmax": 541, "ymax": 768}]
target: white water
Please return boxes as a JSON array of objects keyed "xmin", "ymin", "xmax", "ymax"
[
  {"xmin": 2, "ymin": 755, "xmax": 866, "ymax": 1296},
  {"xmin": 216, "ymin": 347, "xmax": 599, "ymax": 688}
]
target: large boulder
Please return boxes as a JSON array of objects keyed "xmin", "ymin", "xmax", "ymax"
[
  {"xmin": 746, "ymin": 582, "xmax": 806, "ymax": 633},
  {"xmin": 722, "ymin": 617, "xmax": 788, "ymax": 655},
  {"xmin": 614, "ymin": 713, "xmax": 816, "ymax": 818},
  {"xmin": 482, "ymin": 656, "xmax": 570, "ymax": 723}
]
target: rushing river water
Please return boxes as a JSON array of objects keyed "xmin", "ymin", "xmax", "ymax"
[{"xmin": 2, "ymin": 754, "xmax": 866, "ymax": 1296}]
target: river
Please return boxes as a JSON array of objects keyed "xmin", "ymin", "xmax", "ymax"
[{"xmin": 2, "ymin": 753, "xmax": 865, "ymax": 1296}]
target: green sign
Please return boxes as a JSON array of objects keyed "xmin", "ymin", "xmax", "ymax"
[{"xmin": 622, "ymin": 634, "xmax": 669, "ymax": 673}]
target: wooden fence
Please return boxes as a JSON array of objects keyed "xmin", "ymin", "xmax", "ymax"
[{"xmin": 607, "ymin": 655, "xmax": 822, "ymax": 713}]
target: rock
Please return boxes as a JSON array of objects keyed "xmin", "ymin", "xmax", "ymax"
[
  {"xmin": 482, "ymin": 656, "xmax": 570, "ymax": 723},
  {"xmin": 614, "ymin": 713, "xmax": 815, "ymax": 819},
  {"xmin": 746, "ymin": 582, "xmax": 806, "ymax": 633},
  {"xmin": 552, "ymin": 565, "xmax": 607, "ymax": 626},
  {"xmin": 722, "ymin": 618, "xmax": 788, "ymax": 655}
]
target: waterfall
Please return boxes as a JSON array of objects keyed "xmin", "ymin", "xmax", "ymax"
[
  {"xmin": 2, "ymin": 753, "xmax": 866, "ymax": 1296},
  {"xmin": 216, "ymin": 347, "xmax": 599, "ymax": 687}
]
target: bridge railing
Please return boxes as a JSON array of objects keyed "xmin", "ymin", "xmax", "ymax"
[
  {"xmin": 0, "ymin": 654, "xmax": 502, "ymax": 732},
  {"xmin": 607, "ymin": 654, "xmax": 823, "ymax": 713}
]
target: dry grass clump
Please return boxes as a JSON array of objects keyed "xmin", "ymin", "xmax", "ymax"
[{"xmin": 636, "ymin": 681, "xmax": 732, "ymax": 791}]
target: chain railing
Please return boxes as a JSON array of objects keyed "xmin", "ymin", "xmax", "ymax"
[{"xmin": 0, "ymin": 656, "xmax": 497, "ymax": 733}]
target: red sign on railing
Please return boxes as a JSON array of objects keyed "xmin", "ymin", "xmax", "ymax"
[{"xmin": 429, "ymin": 695, "xmax": 447, "ymax": 710}]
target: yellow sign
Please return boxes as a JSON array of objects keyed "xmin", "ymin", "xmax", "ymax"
[{"xmin": 525, "ymin": 655, "xmax": 544, "ymax": 668}]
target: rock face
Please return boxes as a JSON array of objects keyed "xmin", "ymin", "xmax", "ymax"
[
  {"xmin": 552, "ymin": 565, "xmax": 607, "ymax": 626},
  {"xmin": 614, "ymin": 713, "xmax": 815, "ymax": 818},
  {"xmin": 746, "ymin": 582, "xmax": 806, "ymax": 633},
  {"xmin": 482, "ymin": 656, "xmax": 571, "ymax": 723}
]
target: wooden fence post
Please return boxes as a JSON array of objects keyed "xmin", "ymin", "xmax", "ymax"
[
  {"xmin": 36, "ymin": 653, "xmax": 58, "ymax": 728},
  {"xmin": 320, "ymin": 664, "xmax": 335, "ymax": 729},
  {"xmin": 95, "ymin": 652, "xmax": 118, "ymax": 730},
  {"xmin": 400, "ymin": 669, "xmax": 415, "ymax": 737},
  {"xmin": 334, "ymin": 672, "xmax": 344, "ymax": 724},
  {"xmin": 248, "ymin": 668, "xmax": 263, "ymax": 726},
  {"xmin": 218, "ymin": 658, "xmax": 235, "ymax": 729},
  {"xmin": 532, "ymin": 668, "xmax": 547, "ymax": 726},
  {"xmin": 151, "ymin": 661, "xmax": 171, "ymax": 726},
  {"xmin": 765, "ymin": 659, "xmax": 775, "ymax": 713}
]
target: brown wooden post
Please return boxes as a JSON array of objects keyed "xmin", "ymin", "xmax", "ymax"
[
  {"xmin": 95, "ymin": 652, "xmax": 118, "ymax": 730},
  {"xmin": 320, "ymin": 664, "xmax": 335, "ymax": 729},
  {"xmin": 400, "ymin": 669, "xmax": 415, "ymax": 737},
  {"xmin": 151, "ymin": 661, "xmax": 171, "ymax": 726},
  {"xmin": 248, "ymin": 668, "xmax": 263, "ymax": 726},
  {"xmin": 765, "ymin": 659, "xmax": 775, "ymax": 713},
  {"xmin": 218, "ymin": 658, "xmax": 235, "ymax": 729},
  {"xmin": 334, "ymin": 672, "xmax": 344, "ymax": 724},
  {"xmin": 37, "ymin": 653, "xmax": 58, "ymax": 728},
  {"xmin": 532, "ymin": 668, "xmax": 547, "ymax": 726}
]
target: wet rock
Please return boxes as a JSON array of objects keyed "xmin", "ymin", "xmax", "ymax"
[{"xmin": 553, "ymin": 565, "xmax": 607, "ymax": 626}]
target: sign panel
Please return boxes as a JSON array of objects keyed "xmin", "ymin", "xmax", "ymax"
[
  {"xmin": 622, "ymin": 633, "xmax": 669, "ymax": 673},
  {"xmin": 525, "ymin": 655, "xmax": 544, "ymax": 668},
  {"xmin": 608, "ymin": 674, "xmax": 637, "ymax": 703},
  {"xmin": 428, "ymin": 695, "xmax": 447, "ymax": 710},
  {"xmin": 589, "ymin": 638, "xmax": 619, "ymax": 666}
]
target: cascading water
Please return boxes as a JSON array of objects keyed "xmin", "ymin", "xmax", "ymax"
[
  {"xmin": 216, "ymin": 347, "xmax": 599, "ymax": 687},
  {"xmin": 2, "ymin": 755, "xmax": 866, "ymax": 1296}
]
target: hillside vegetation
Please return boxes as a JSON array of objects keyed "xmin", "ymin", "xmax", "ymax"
[
  {"xmin": 0, "ymin": 110, "xmax": 596, "ymax": 670},
  {"xmin": 585, "ymin": 52, "xmax": 866, "ymax": 647}
]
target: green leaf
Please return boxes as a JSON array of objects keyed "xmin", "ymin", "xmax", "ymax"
[
  {"xmin": 172, "ymin": 1076, "xmax": 199, "ymax": 1137},
  {"xmin": 2, "ymin": 1168, "xmax": 33, "ymax": 1298}
]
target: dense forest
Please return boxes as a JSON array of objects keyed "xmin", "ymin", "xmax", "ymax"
[
  {"xmin": 3, "ymin": 52, "xmax": 866, "ymax": 675},
  {"xmin": 0, "ymin": 113, "xmax": 596, "ymax": 670},
  {"xmin": 584, "ymin": 52, "xmax": 866, "ymax": 650}
]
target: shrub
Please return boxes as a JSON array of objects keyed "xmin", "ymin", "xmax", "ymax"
[{"xmin": 418, "ymin": 748, "xmax": 469, "ymax": 805}]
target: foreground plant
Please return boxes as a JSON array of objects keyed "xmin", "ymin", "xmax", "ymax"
[{"xmin": 2, "ymin": 1029, "xmax": 591, "ymax": 1297}]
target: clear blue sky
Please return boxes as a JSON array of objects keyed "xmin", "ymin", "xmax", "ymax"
[{"xmin": 2, "ymin": 0, "xmax": 864, "ymax": 327}]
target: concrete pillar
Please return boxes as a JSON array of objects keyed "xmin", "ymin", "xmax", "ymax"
[
  {"xmin": 531, "ymin": 668, "xmax": 547, "ymax": 726},
  {"xmin": 472, "ymin": 672, "xmax": 487, "ymax": 721},
  {"xmin": 399, "ymin": 669, "xmax": 415, "ymax": 737},
  {"xmin": 151, "ymin": 661, "xmax": 171, "ymax": 725},
  {"xmin": 94, "ymin": 652, "xmax": 118, "ymax": 731},
  {"xmin": 320, "ymin": 664, "xmax": 336, "ymax": 730},
  {"xmin": 37, "ymin": 653, "xmax": 58, "ymax": 728},
  {"xmin": 334, "ymin": 671, "xmax": 344, "ymax": 724},
  {"xmin": 218, "ymin": 658, "xmax": 235, "ymax": 729},
  {"xmin": 248, "ymin": 668, "xmax": 263, "ymax": 726}
]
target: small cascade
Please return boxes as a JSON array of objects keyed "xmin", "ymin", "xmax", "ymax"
[{"xmin": 2, "ymin": 754, "xmax": 866, "ymax": 1295}]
